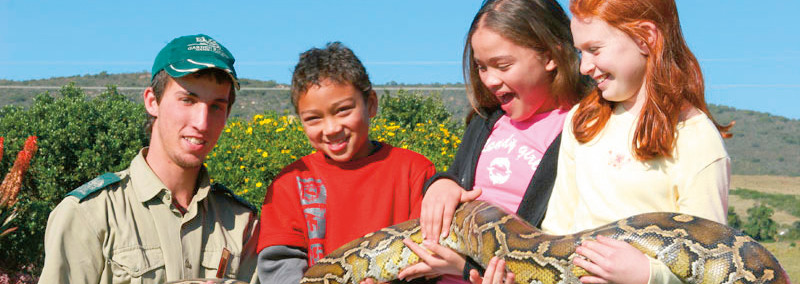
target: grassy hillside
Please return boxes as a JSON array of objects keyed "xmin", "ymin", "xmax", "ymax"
[{"xmin": 2, "ymin": 72, "xmax": 798, "ymax": 176}]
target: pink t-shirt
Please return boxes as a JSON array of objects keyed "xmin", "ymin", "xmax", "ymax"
[
  {"xmin": 438, "ymin": 109, "xmax": 567, "ymax": 284},
  {"xmin": 474, "ymin": 109, "xmax": 567, "ymax": 213}
]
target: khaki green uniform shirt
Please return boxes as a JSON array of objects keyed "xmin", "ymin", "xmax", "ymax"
[{"xmin": 40, "ymin": 149, "xmax": 259, "ymax": 283}]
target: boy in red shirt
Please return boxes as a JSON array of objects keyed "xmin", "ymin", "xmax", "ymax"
[{"xmin": 256, "ymin": 42, "xmax": 436, "ymax": 283}]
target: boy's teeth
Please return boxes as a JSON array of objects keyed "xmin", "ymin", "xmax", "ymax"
[{"xmin": 185, "ymin": 137, "xmax": 204, "ymax": 145}]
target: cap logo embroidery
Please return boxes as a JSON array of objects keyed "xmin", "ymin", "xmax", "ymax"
[{"xmin": 187, "ymin": 36, "xmax": 229, "ymax": 58}]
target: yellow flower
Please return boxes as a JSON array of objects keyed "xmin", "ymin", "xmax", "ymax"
[
  {"xmin": 256, "ymin": 182, "xmax": 263, "ymax": 188},
  {"xmin": 387, "ymin": 132, "xmax": 395, "ymax": 137},
  {"xmin": 253, "ymin": 114, "xmax": 264, "ymax": 121},
  {"xmin": 225, "ymin": 128, "xmax": 231, "ymax": 133},
  {"xmin": 245, "ymin": 178, "xmax": 250, "ymax": 183},
  {"xmin": 246, "ymin": 127, "xmax": 253, "ymax": 135},
  {"xmin": 239, "ymin": 165, "xmax": 245, "ymax": 169},
  {"xmin": 262, "ymin": 152, "xmax": 269, "ymax": 158},
  {"xmin": 276, "ymin": 127, "xmax": 286, "ymax": 132}
]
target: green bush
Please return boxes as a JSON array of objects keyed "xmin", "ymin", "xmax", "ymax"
[
  {"xmin": 0, "ymin": 84, "xmax": 147, "ymax": 272},
  {"xmin": 743, "ymin": 203, "xmax": 778, "ymax": 241},
  {"xmin": 376, "ymin": 89, "xmax": 456, "ymax": 130},
  {"xmin": 205, "ymin": 112, "xmax": 315, "ymax": 206},
  {"xmin": 727, "ymin": 206, "xmax": 742, "ymax": 230}
]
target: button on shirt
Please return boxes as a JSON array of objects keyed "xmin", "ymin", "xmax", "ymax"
[{"xmin": 39, "ymin": 149, "xmax": 259, "ymax": 283}]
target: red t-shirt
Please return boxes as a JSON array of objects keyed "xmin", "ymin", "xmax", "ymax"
[{"xmin": 257, "ymin": 142, "xmax": 435, "ymax": 265}]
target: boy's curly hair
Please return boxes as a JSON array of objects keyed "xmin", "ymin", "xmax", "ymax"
[{"xmin": 290, "ymin": 42, "xmax": 373, "ymax": 112}]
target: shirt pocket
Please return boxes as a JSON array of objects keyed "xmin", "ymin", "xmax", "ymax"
[
  {"xmin": 201, "ymin": 247, "xmax": 242, "ymax": 279},
  {"xmin": 109, "ymin": 246, "xmax": 166, "ymax": 283}
]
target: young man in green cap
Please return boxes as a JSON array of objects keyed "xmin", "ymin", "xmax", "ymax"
[{"xmin": 39, "ymin": 34, "xmax": 259, "ymax": 283}]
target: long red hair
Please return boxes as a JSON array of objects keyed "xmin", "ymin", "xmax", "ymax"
[{"xmin": 570, "ymin": 0, "xmax": 730, "ymax": 161}]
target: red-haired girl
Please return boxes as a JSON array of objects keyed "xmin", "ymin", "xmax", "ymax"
[{"xmin": 538, "ymin": 0, "xmax": 732, "ymax": 283}]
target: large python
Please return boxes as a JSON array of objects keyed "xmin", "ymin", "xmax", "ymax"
[{"xmin": 301, "ymin": 200, "xmax": 789, "ymax": 284}]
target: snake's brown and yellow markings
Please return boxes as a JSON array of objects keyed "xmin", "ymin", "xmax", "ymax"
[{"xmin": 301, "ymin": 201, "xmax": 789, "ymax": 284}]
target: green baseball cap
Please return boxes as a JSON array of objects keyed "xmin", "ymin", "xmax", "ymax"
[{"xmin": 151, "ymin": 34, "xmax": 240, "ymax": 89}]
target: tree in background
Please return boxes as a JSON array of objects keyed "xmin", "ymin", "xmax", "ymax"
[
  {"xmin": 377, "ymin": 89, "xmax": 454, "ymax": 130},
  {"xmin": 743, "ymin": 203, "xmax": 778, "ymax": 241},
  {"xmin": 727, "ymin": 206, "xmax": 742, "ymax": 230}
]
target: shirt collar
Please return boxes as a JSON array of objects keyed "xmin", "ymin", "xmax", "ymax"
[{"xmin": 130, "ymin": 148, "xmax": 213, "ymax": 204}]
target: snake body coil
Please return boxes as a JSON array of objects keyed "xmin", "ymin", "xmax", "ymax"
[{"xmin": 301, "ymin": 201, "xmax": 788, "ymax": 284}]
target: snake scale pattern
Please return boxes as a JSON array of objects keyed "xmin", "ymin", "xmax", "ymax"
[{"xmin": 301, "ymin": 200, "xmax": 789, "ymax": 284}]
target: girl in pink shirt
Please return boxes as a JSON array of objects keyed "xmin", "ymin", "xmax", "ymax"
[{"xmin": 389, "ymin": 0, "xmax": 589, "ymax": 283}]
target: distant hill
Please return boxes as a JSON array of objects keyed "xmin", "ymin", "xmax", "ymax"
[{"xmin": 1, "ymin": 72, "xmax": 798, "ymax": 176}]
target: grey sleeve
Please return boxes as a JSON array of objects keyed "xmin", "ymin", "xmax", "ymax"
[{"xmin": 257, "ymin": 245, "xmax": 308, "ymax": 284}]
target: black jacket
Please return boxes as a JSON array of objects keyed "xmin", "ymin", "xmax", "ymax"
[{"xmin": 422, "ymin": 109, "xmax": 562, "ymax": 279}]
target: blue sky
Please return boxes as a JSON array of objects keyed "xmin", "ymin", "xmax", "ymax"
[{"xmin": 1, "ymin": 1, "xmax": 798, "ymax": 119}]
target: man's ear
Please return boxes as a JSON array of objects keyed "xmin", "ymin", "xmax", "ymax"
[
  {"xmin": 366, "ymin": 90, "xmax": 378, "ymax": 118},
  {"xmin": 143, "ymin": 87, "xmax": 159, "ymax": 117},
  {"xmin": 636, "ymin": 21, "xmax": 658, "ymax": 55}
]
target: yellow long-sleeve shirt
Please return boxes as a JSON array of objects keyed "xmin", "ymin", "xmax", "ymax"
[{"xmin": 542, "ymin": 105, "xmax": 730, "ymax": 284}]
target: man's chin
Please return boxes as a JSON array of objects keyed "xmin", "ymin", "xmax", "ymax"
[{"xmin": 174, "ymin": 155, "xmax": 205, "ymax": 169}]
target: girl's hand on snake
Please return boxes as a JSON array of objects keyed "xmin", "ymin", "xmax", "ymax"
[
  {"xmin": 469, "ymin": 256, "xmax": 514, "ymax": 284},
  {"xmin": 420, "ymin": 179, "xmax": 481, "ymax": 243},
  {"xmin": 573, "ymin": 235, "xmax": 649, "ymax": 284},
  {"xmin": 398, "ymin": 238, "xmax": 466, "ymax": 281}
]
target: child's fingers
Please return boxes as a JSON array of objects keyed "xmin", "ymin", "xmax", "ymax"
[
  {"xmin": 397, "ymin": 262, "xmax": 433, "ymax": 281},
  {"xmin": 440, "ymin": 203, "xmax": 455, "ymax": 240},
  {"xmin": 469, "ymin": 269, "xmax": 483, "ymax": 284},
  {"xmin": 423, "ymin": 240, "xmax": 450, "ymax": 256},
  {"xmin": 461, "ymin": 187, "xmax": 482, "ymax": 202},
  {"xmin": 421, "ymin": 201, "xmax": 441, "ymax": 242},
  {"xmin": 573, "ymin": 255, "xmax": 608, "ymax": 280},
  {"xmin": 580, "ymin": 239, "xmax": 614, "ymax": 259},
  {"xmin": 402, "ymin": 238, "xmax": 435, "ymax": 261},
  {"xmin": 429, "ymin": 204, "xmax": 444, "ymax": 242},
  {"xmin": 504, "ymin": 272, "xmax": 515, "ymax": 284},
  {"xmin": 490, "ymin": 259, "xmax": 507, "ymax": 284},
  {"xmin": 578, "ymin": 275, "xmax": 609, "ymax": 284}
]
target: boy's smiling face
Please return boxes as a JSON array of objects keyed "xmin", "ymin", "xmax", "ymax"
[{"xmin": 297, "ymin": 78, "xmax": 377, "ymax": 162}]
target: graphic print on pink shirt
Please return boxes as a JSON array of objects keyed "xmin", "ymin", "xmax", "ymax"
[{"xmin": 474, "ymin": 109, "xmax": 567, "ymax": 213}]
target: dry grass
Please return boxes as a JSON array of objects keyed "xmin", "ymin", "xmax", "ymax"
[
  {"xmin": 729, "ymin": 175, "xmax": 800, "ymax": 226},
  {"xmin": 731, "ymin": 175, "xmax": 800, "ymax": 195},
  {"xmin": 762, "ymin": 241, "xmax": 799, "ymax": 283}
]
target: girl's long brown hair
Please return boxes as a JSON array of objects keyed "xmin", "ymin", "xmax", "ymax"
[
  {"xmin": 463, "ymin": 0, "xmax": 589, "ymax": 123},
  {"xmin": 570, "ymin": 0, "xmax": 731, "ymax": 161}
]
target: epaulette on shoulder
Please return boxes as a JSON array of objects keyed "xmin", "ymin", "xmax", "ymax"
[
  {"xmin": 66, "ymin": 172, "xmax": 123, "ymax": 201},
  {"xmin": 212, "ymin": 183, "xmax": 257, "ymax": 212}
]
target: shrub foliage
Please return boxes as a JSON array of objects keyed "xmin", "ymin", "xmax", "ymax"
[
  {"xmin": 0, "ymin": 84, "xmax": 147, "ymax": 272},
  {"xmin": 743, "ymin": 203, "xmax": 778, "ymax": 241}
]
